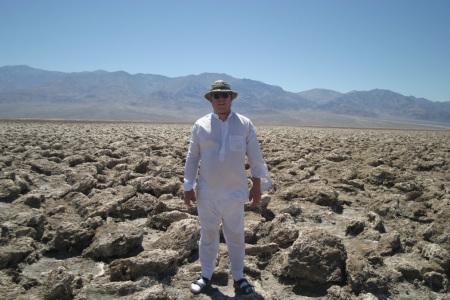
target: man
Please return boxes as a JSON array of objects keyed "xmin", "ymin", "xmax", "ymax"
[{"xmin": 183, "ymin": 80, "xmax": 271, "ymax": 295}]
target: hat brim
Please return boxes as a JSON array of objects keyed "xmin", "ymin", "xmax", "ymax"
[{"xmin": 204, "ymin": 90, "xmax": 238, "ymax": 101}]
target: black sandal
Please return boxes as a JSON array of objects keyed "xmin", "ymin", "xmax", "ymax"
[
  {"xmin": 234, "ymin": 278, "xmax": 254, "ymax": 295},
  {"xmin": 190, "ymin": 276, "xmax": 210, "ymax": 294}
]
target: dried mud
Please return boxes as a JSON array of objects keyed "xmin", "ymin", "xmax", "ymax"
[{"xmin": 0, "ymin": 120, "xmax": 449, "ymax": 300}]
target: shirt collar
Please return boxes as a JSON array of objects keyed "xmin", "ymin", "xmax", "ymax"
[{"xmin": 212, "ymin": 111, "xmax": 233, "ymax": 122}]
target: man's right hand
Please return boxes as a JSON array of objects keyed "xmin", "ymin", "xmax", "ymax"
[{"xmin": 184, "ymin": 189, "xmax": 196, "ymax": 207}]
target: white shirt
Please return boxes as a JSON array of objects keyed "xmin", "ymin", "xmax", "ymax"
[{"xmin": 184, "ymin": 112, "xmax": 271, "ymax": 202}]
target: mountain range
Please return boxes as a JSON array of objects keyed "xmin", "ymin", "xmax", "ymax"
[{"xmin": 0, "ymin": 65, "xmax": 449, "ymax": 128}]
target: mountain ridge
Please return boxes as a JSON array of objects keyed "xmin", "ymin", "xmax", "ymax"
[{"xmin": 0, "ymin": 65, "xmax": 449, "ymax": 128}]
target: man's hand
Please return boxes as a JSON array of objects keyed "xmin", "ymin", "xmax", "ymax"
[
  {"xmin": 249, "ymin": 177, "xmax": 262, "ymax": 207},
  {"xmin": 184, "ymin": 189, "xmax": 196, "ymax": 207}
]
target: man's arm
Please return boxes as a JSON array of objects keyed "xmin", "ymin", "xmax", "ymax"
[
  {"xmin": 246, "ymin": 122, "xmax": 272, "ymax": 192},
  {"xmin": 184, "ymin": 124, "xmax": 200, "ymax": 207}
]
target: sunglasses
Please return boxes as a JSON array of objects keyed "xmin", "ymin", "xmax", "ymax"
[{"xmin": 212, "ymin": 92, "xmax": 230, "ymax": 99}]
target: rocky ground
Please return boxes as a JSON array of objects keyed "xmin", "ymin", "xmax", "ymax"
[{"xmin": 0, "ymin": 120, "xmax": 449, "ymax": 300}]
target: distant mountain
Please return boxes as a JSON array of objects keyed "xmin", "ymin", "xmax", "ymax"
[
  {"xmin": 0, "ymin": 66, "xmax": 449, "ymax": 128},
  {"xmin": 0, "ymin": 65, "xmax": 66, "ymax": 90},
  {"xmin": 317, "ymin": 89, "xmax": 450, "ymax": 121},
  {"xmin": 297, "ymin": 89, "xmax": 343, "ymax": 105}
]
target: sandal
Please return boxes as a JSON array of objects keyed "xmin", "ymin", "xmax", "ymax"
[
  {"xmin": 234, "ymin": 278, "xmax": 254, "ymax": 295},
  {"xmin": 190, "ymin": 276, "xmax": 210, "ymax": 294}
]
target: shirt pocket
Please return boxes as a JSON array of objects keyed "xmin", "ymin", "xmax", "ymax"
[{"xmin": 229, "ymin": 135, "xmax": 245, "ymax": 152}]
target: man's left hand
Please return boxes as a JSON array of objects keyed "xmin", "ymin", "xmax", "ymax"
[{"xmin": 249, "ymin": 177, "xmax": 262, "ymax": 207}]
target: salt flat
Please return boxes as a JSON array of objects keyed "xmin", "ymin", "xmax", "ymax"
[{"xmin": 0, "ymin": 120, "xmax": 449, "ymax": 299}]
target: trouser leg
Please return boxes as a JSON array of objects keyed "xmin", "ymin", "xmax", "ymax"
[
  {"xmin": 197, "ymin": 199, "xmax": 221, "ymax": 280},
  {"xmin": 221, "ymin": 199, "xmax": 245, "ymax": 280}
]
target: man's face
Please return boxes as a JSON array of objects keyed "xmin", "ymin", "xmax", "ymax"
[{"xmin": 209, "ymin": 92, "xmax": 232, "ymax": 116}]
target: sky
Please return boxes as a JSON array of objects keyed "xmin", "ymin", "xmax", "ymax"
[{"xmin": 1, "ymin": 0, "xmax": 449, "ymax": 102}]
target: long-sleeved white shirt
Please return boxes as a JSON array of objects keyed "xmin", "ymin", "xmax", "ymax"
[{"xmin": 183, "ymin": 112, "xmax": 271, "ymax": 202}]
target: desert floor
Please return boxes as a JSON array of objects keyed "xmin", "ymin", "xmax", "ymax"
[{"xmin": 0, "ymin": 120, "xmax": 449, "ymax": 299}]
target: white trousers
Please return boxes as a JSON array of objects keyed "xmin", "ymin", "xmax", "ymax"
[{"xmin": 197, "ymin": 198, "xmax": 245, "ymax": 281}]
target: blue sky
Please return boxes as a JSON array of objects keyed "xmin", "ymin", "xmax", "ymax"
[{"xmin": 1, "ymin": 0, "xmax": 449, "ymax": 102}]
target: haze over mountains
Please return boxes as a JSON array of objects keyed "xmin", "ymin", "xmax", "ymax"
[{"xmin": 0, "ymin": 65, "xmax": 449, "ymax": 129}]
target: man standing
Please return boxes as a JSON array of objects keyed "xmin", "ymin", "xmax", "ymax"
[{"xmin": 183, "ymin": 80, "xmax": 271, "ymax": 295}]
